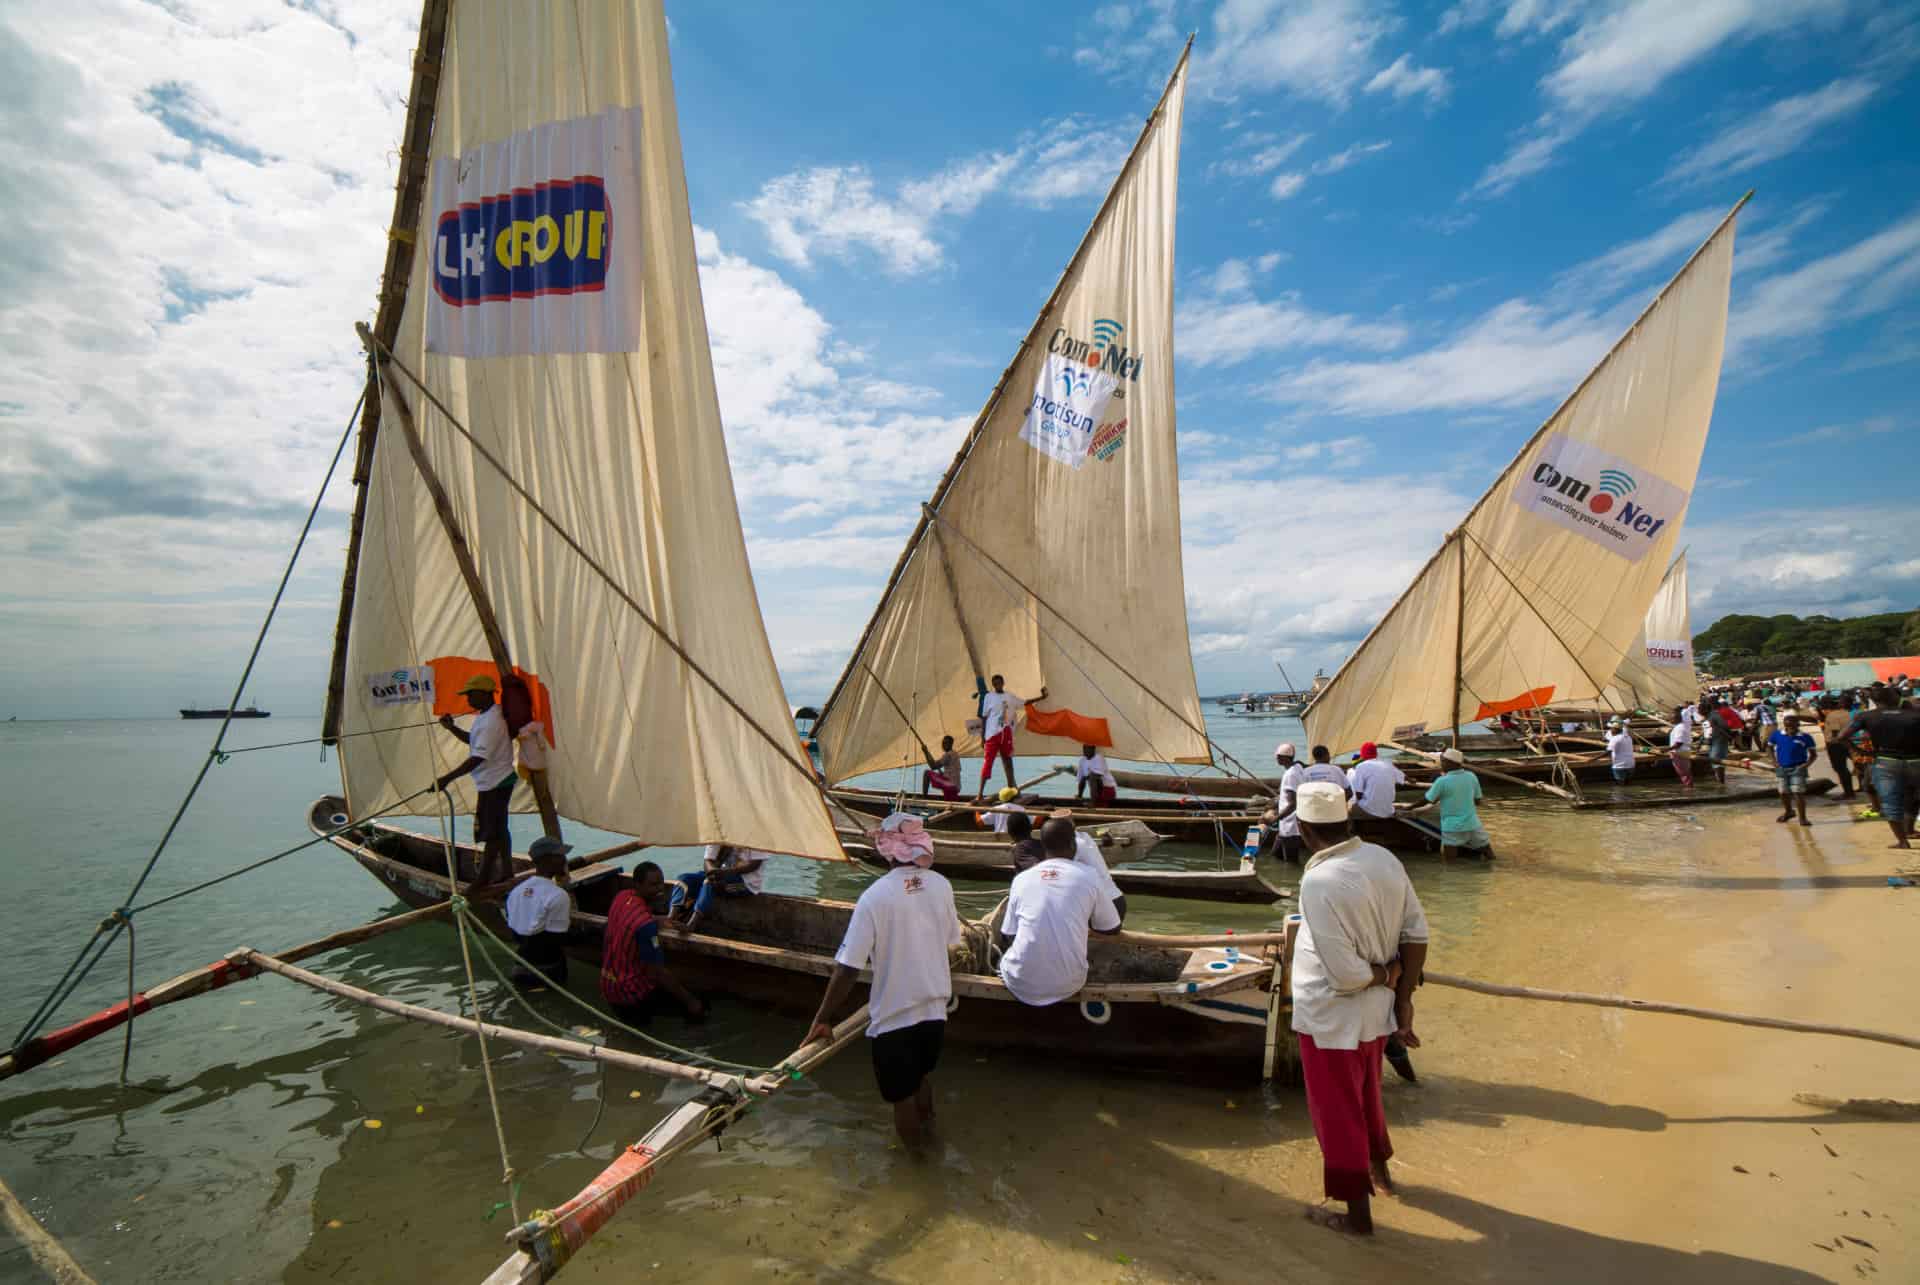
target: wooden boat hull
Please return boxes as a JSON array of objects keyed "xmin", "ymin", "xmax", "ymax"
[
  {"xmin": 831, "ymin": 785, "xmax": 1262, "ymax": 843},
  {"xmin": 1111, "ymin": 754, "xmax": 1724, "ymax": 797},
  {"xmin": 1572, "ymin": 778, "xmax": 1837, "ymax": 810},
  {"xmin": 308, "ymin": 798, "xmax": 1284, "ymax": 1080}
]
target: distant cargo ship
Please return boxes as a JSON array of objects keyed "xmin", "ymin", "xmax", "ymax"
[{"xmin": 180, "ymin": 705, "xmax": 270, "ymax": 720}]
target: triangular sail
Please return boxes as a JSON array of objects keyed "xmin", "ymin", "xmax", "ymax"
[
  {"xmin": 334, "ymin": 0, "xmax": 840, "ymax": 858},
  {"xmin": 1565, "ymin": 552, "xmax": 1698, "ymax": 714},
  {"xmin": 815, "ymin": 48, "xmax": 1208, "ymax": 785},
  {"xmin": 1303, "ymin": 200, "xmax": 1743, "ymax": 754}
]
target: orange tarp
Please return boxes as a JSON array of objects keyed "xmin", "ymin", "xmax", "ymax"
[
  {"xmin": 1474, "ymin": 685, "xmax": 1556, "ymax": 720},
  {"xmin": 1025, "ymin": 705, "xmax": 1112, "ymax": 748},
  {"xmin": 428, "ymin": 656, "xmax": 557, "ymax": 745}
]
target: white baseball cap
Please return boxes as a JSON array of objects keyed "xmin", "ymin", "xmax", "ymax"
[
  {"xmin": 1274, "ymin": 742, "xmax": 1298, "ymax": 759},
  {"xmin": 1295, "ymin": 781, "xmax": 1349, "ymax": 824}
]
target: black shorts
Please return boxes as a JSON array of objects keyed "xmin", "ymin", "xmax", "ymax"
[
  {"xmin": 1277, "ymin": 833, "xmax": 1303, "ymax": 863},
  {"xmin": 870, "ymin": 1019, "xmax": 945, "ymax": 1103},
  {"xmin": 474, "ymin": 777, "xmax": 516, "ymax": 842},
  {"xmin": 513, "ymin": 931, "xmax": 568, "ymax": 984}
]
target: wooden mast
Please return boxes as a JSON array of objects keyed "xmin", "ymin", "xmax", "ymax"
[
  {"xmin": 323, "ymin": 0, "xmax": 452, "ymax": 746},
  {"xmin": 1451, "ymin": 532, "xmax": 1465, "ymax": 747},
  {"xmin": 358, "ymin": 325, "xmax": 562, "ymax": 841},
  {"xmin": 813, "ymin": 37, "xmax": 1195, "ymax": 742}
]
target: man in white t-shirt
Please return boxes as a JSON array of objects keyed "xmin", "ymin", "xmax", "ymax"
[
  {"xmin": 808, "ymin": 830, "xmax": 961, "ymax": 1151},
  {"xmin": 1346, "ymin": 743, "xmax": 1407, "ymax": 820},
  {"xmin": 1605, "ymin": 719, "xmax": 1636, "ymax": 784},
  {"xmin": 1073, "ymin": 744, "xmax": 1119, "ymax": 806},
  {"xmin": 435, "ymin": 674, "xmax": 520, "ymax": 885},
  {"xmin": 972, "ymin": 673, "xmax": 1047, "ymax": 801},
  {"xmin": 1269, "ymin": 743, "xmax": 1307, "ymax": 862},
  {"xmin": 1667, "ymin": 713, "xmax": 1695, "ymax": 788},
  {"xmin": 505, "ymin": 837, "xmax": 574, "ymax": 985},
  {"xmin": 998, "ymin": 817, "xmax": 1123, "ymax": 1006},
  {"xmin": 1276, "ymin": 745, "xmax": 1351, "ymax": 859}
]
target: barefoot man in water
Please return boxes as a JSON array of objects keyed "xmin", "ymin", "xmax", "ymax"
[{"xmin": 1290, "ymin": 781, "xmax": 1429, "ymax": 1236}]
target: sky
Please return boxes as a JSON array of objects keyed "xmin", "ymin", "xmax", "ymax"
[{"xmin": 1, "ymin": 0, "xmax": 1916, "ymax": 721}]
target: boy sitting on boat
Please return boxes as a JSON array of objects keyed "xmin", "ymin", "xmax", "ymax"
[
  {"xmin": 668, "ymin": 844, "xmax": 767, "ymax": 934},
  {"xmin": 505, "ymin": 836, "xmax": 574, "ymax": 986}
]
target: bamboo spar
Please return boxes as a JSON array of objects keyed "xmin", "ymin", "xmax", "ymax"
[
  {"xmin": 323, "ymin": 0, "xmax": 452, "ymax": 745},
  {"xmin": 0, "ymin": 1173, "xmax": 96, "ymax": 1285},
  {"xmin": 359, "ymin": 324, "xmax": 562, "ymax": 842}
]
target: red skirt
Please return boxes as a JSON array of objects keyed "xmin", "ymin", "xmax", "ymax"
[{"xmin": 1298, "ymin": 1032, "xmax": 1392, "ymax": 1201}]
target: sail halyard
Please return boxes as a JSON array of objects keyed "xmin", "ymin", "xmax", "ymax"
[
  {"xmin": 1302, "ymin": 194, "xmax": 1749, "ymax": 754},
  {"xmin": 335, "ymin": 0, "xmax": 842, "ymax": 859},
  {"xmin": 815, "ymin": 41, "xmax": 1212, "ymax": 786},
  {"xmin": 1560, "ymin": 551, "xmax": 1698, "ymax": 714}
]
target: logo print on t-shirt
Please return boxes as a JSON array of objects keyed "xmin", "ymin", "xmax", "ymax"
[
  {"xmin": 903, "ymin": 874, "xmax": 923, "ymax": 894},
  {"xmin": 1039, "ymin": 868, "xmax": 1061, "ymax": 882}
]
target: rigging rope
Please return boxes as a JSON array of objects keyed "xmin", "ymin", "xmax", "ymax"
[{"xmin": 10, "ymin": 389, "xmax": 366, "ymax": 1056}]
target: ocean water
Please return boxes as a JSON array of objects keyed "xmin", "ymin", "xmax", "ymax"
[{"xmin": 0, "ymin": 711, "xmax": 1771, "ymax": 1281}]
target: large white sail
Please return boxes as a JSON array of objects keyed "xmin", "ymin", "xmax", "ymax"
[
  {"xmin": 334, "ymin": 0, "xmax": 840, "ymax": 858},
  {"xmin": 1303, "ymin": 202, "xmax": 1742, "ymax": 754},
  {"xmin": 1567, "ymin": 552, "xmax": 1698, "ymax": 714},
  {"xmin": 815, "ymin": 49, "xmax": 1208, "ymax": 785}
]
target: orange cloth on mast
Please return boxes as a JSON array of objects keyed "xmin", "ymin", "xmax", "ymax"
[
  {"xmin": 1024, "ymin": 705, "xmax": 1112, "ymax": 748},
  {"xmin": 1473, "ymin": 686, "xmax": 1555, "ymax": 721},
  {"xmin": 428, "ymin": 655, "xmax": 558, "ymax": 746}
]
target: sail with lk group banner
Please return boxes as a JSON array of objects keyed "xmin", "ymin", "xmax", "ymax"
[
  {"xmin": 330, "ymin": 0, "xmax": 840, "ymax": 859},
  {"xmin": 814, "ymin": 44, "xmax": 1209, "ymax": 784},
  {"xmin": 1303, "ymin": 197, "xmax": 1745, "ymax": 753}
]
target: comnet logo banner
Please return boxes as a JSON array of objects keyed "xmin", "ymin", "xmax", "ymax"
[
  {"xmin": 1509, "ymin": 434, "xmax": 1688, "ymax": 561},
  {"xmin": 426, "ymin": 106, "xmax": 647, "ymax": 357}
]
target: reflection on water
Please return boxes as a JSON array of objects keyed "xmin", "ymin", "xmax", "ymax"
[{"xmin": 0, "ymin": 714, "xmax": 1874, "ymax": 1281}]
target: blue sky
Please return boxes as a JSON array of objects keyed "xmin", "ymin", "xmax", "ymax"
[{"xmin": 0, "ymin": 0, "xmax": 1915, "ymax": 720}]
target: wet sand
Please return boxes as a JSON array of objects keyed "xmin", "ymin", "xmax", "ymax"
[{"xmin": 274, "ymin": 770, "xmax": 1918, "ymax": 1285}]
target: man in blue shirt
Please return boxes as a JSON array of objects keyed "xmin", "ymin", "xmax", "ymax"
[
  {"xmin": 1768, "ymin": 711, "xmax": 1817, "ymax": 827},
  {"xmin": 1421, "ymin": 748, "xmax": 1494, "ymax": 861}
]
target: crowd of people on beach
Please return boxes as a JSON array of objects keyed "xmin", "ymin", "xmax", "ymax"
[{"xmin": 429, "ymin": 659, "xmax": 1914, "ymax": 1240}]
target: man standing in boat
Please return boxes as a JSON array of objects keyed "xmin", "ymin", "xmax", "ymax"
[
  {"xmin": 434, "ymin": 674, "xmax": 518, "ymax": 885},
  {"xmin": 1289, "ymin": 781, "xmax": 1428, "ymax": 1237},
  {"xmin": 972, "ymin": 674, "xmax": 1047, "ymax": 801},
  {"xmin": 808, "ymin": 815, "xmax": 961, "ymax": 1151}
]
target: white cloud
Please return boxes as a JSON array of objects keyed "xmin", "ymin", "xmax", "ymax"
[
  {"xmin": 1209, "ymin": 131, "xmax": 1311, "ymax": 179},
  {"xmin": 1269, "ymin": 297, "xmax": 1620, "ymax": 414},
  {"xmin": 1178, "ymin": 282, "xmax": 1409, "ymax": 368},
  {"xmin": 1468, "ymin": 0, "xmax": 1852, "ymax": 199},
  {"xmin": 1687, "ymin": 505, "xmax": 1920, "ymax": 625},
  {"xmin": 1193, "ymin": 0, "xmax": 1397, "ymax": 104},
  {"xmin": 740, "ymin": 167, "xmax": 944, "ymax": 275},
  {"xmin": 1662, "ymin": 77, "xmax": 1878, "ymax": 186},
  {"xmin": 1771, "ymin": 415, "xmax": 1901, "ymax": 447},
  {"xmin": 742, "ymin": 120, "xmax": 1132, "ymax": 274},
  {"xmin": 1312, "ymin": 139, "xmax": 1393, "ymax": 174},
  {"xmin": 1365, "ymin": 53, "xmax": 1452, "ymax": 106},
  {"xmin": 1269, "ymin": 172, "xmax": 1307, "ymax": 199},
  {"xmin": 1072, "ymin": 0, "xmax": 1180, "ymax": 80},
  {"xmin": 1731, "ymin": 210, "xmax": 1920, "ymax": 357}
]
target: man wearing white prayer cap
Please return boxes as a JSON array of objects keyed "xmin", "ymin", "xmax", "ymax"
[{"xmin": 1289, "ymin": 780, "xmax": 1429, "ymax": 1238}]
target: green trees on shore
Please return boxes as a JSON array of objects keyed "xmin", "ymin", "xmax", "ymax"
[{"xmin": 1694, "ymin": 608, "xmax": 1920, "ymax": 677}]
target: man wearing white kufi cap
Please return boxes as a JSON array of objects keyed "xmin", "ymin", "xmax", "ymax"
[{"xmin": 1288, "ymin": 781, "xmax": 1429, "ymax": 1237}]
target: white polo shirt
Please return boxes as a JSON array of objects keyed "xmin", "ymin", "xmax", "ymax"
[
  {"xmin": 467, "ymin": 705, "xmax": 517, "ymax": 791},
  {"xmin": 1000, "ymin": 858, "xmax": 1122, "ymax": 1006},
  {"xmin": 985, "ymin": 802, "xmax": 1026, "ymax": 834},
  {"xmin": 835, "ymin": 865, "xmax": 962, "ymax": 1036},
  {"xmin": 1668, "ymin": 721, "xmax": 1691, "ymax": 749},
  {"xmin": 505, "ymin": 874, "xmax": 571, "ymax": 936}
]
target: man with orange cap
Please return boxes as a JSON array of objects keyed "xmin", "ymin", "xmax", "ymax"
[{"xmin": 436, "ymin": 674, "xmax": 518, "ymax": 884}]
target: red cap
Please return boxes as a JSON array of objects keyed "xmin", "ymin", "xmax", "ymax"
[{"xmin": 1359, "ymin": 742, "xmax": 1378, "ymax": 759}]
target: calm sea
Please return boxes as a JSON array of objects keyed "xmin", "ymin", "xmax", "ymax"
[{"xmin": 0, "ymin": 712, "xmax": 1728, "ymax": 1281}]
